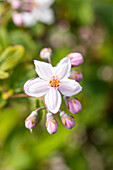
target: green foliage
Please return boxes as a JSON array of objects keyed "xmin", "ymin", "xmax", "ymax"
[{"xmin": 0, "ymin": 45, "xmax": 25, "ymax": 71}]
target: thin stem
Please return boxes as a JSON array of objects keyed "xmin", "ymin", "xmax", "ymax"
[
  {"xmin": 48, "ymin": 57, "xmax": 52, "ymax": 64},
  {"xmin": 10, "ymin": 94, "xmax": 31, "ymax": 98},
  {"xmin": 36, "ymin": 107, "xmax": 46, "ymax": 112},
  {"xmin": 10, "ymin": 94, "xmax": 48, "ymax": 112},
  {"xmin": 40, "ymin": 96, "xmax": 49, "ymax": 112}
]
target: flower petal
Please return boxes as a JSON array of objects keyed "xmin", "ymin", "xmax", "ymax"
[
  {"xmin": 36, "ymin": 8, "xmax": 54, "ymax": 24},
  {"xmin": 36, "ymin": 0, "xmax": 55, "ymax": 7},
  {"xmin": 59, "ymin": 79, "xmax": 82, "ymax": 96},
  {"xmin": 24, "ymin": 78, "xmax": 49, "ymax": 97},
  {"xmin": 54, "ymin": 57, "xmax": 71, "ymax": 80},
  {"xmin": 45, "ymin": 88, "xmax": 62, "ymax": 113},
  {"xmin": 22, "ymin": 11, "xmax": 37, "ymax": 26},
  {"xmin": 34, "ymin": 60, "xmax": 53, "ymax": 80}
]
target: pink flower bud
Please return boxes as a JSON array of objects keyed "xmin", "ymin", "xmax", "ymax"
[
  {"xmin": 70, "ymin": 70, "xmax": 83, "ymax": 82},
  {"xmin": 60, "ymin": 111, "xmax": 75, "ymax": 129},
  {"xmin": 12, "ymin": 0, "xmax": 21, "ymax": 9},
  {"xmin": 67, "ymin": 53, "xmax": 83, "ymax": 67},
  {"xmin": 40, "ymin": 48, "xmax": 52, "ymax": 60},
  {"xmin": 12, "ymin": 13, "xmax": 23, "ymax": 26},
  {"xmin": 25, "ymin": 110, "xmax": 37, "ymax": 132},
  {"xmin": 65, "ymin": 97, "xmax": 82, "ymax": 114},
  {"xmin": 46, "ymin": 113, "xmax": 58, "ymax": 134}
]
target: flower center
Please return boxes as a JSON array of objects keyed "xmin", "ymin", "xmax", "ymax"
[{"xmin": 49, "ymin": 76, "xmax": 60, "ymax": 87}]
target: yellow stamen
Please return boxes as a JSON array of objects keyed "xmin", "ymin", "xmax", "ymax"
[{"xmin": 49, "ymin": 76, "xmax": 60, "ymax": 87}]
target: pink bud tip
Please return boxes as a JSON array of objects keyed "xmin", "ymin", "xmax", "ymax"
[
  {"xmin": 46, "ymin": 113, "xmax": 58, "ymax": 134},
  {"xmin": 70, "ymin": 70, "xmax": 83, "ymax": 82},
  {"xmin": 67, "ymin": 53, "xmax": 83, "ymax": 67},
  {"xmin": 65, "ymin": 97, "xmax": 82, "ymax": 114},
  {"xmin": 12, "ymin": 0, "xmax": 21, "ymax": 9},
  {"xmin": 60, "ymin": 111, "xmax": 75, "ymax": 129},
  {"xmin": 25, "ymin": 111, "xmax": 37, "ymax": 131},
  {"xmin": 13, "ymin": 13, "xmax": 23, "ymax": 26}
]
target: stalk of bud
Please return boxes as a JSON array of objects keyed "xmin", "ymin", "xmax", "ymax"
[
  {"xmin": 70, "ymin": 70, "xmax": 83, "ymax": 82},
  {"xmin": 64, "ymin": 97, "xmax": 81, "ymax": 114},
  {"xmin": 60, "ymin": 111, "xmax": 75, "ymax": 129},
  {"xmin": 40, "ymin": 48, "xmax": 52, "ymax": 61},
  {"xmin": 46, "ymin": 113, "xmax": 58, "ymax": 134},
  {"xmin": 67, "ymin": 53, "xmax": 83, "ymax": 67},
  {"xmin": 25, "ymin": 110, "xmax": 37, "ymax": 133}
]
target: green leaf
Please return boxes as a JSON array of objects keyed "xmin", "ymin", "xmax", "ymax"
[
  {"xmin": 0, "ymin": 28, "xmax": 9, "ymax": 51},
  {"xmin": 0, "ymin": 45, "xmax": 25, "ymax": 71},
  {"xmin": 36, "ymin": 99, "xmax": 46, "ymax": 125},
  {"xmin": 0, "ymin": 70, "xmax": 9, "ymax": 79},
  {"xmin": 9, "ymin": 30, "xmax": 38, "ymax": 58},
  {"xmin": 0, "ymin": 99, "xmax": 7, "ymax": 108}
]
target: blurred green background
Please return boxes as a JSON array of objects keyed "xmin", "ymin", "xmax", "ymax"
[{"xmin": 0, "ymin": 0, "xmax": 113, "ymax": 169}]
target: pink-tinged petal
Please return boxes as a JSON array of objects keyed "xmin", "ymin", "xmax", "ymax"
[
  {"xmin": 59, "ymin": 79, "xmax": 82, "ymax": 96},
  {"xmin": 45, "ymin": 88, "xmax": 62, "ymax": 114},
  {"xmin": 24, "ymin": 79, "xmax": 34, "ymax": 91},
  {"xmin": 24, "ymin": 78, "xmax": 49, "ymax": 97},
  {"xmin": 11, "ymin": 0, "xmax": 22, "ymax": 9},
  {"xmin": 54, "ymin": 57, "xmax": 71, "ymax": 80},
  {"xmin": 34, "ymin": 60, "xmax": 53, "ymax": 80},
  {"xmin": 22, "ymin": 12, "xmax": 37, "ymax": 26},
  {"xmin": 12, "ymin": 13, "xmax": 23, "ymax": 26},
  {"xmin": 36, "ymin": 0, "xmax": 55, "ymax": 7}
]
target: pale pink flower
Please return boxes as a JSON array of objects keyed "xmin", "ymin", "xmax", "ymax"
[
  {"xmin": 60, "ymin": 111, "xmax": 75, "ymax": 129},
  {"xmin": 11, "ymin": 0, "xmax": 55, "ymax": 26},
  {"xmin": 46, "ymin": 113, "xmax": 58, "ymax": 134},
  {"xmin": 24, "ymin": 57, "xmax": 82, "ymax": 114}
]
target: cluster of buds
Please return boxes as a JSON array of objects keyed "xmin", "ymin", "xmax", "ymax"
[
  {"xmin": 67, "ymin": 52, "xmax": 83, "ymax": 82},
  {"xmin": 24, "ymin": 48, "xmax": 83, "ymax": 134},
  {"xmin": 8, "ymin": 0, "xmax": 55, "ymax": 26},
  {"xmin": 25, "ymin": 110, "xmax": 76, "ymax": 134}
]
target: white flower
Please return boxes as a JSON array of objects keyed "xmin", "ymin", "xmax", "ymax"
[
  {"xmin": 12, "ymin": 0, "xmax": 55, "ymax": 26},
  {"xmin": 24, "ymin": 57, "xmax": 82, "ymax": 113}
]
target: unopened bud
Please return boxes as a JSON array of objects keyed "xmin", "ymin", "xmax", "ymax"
[
  {"xmin": 65, "ymin": 97, "xmax": 81, "ymax": 114},
  {"xmin": 40, "ymin": 48, "xmax": 52, "ymax": 60},
  {"xmin": 25, "ymin": 110, "xmax": 37, "ymax": 132},
  {"xmin": 46, "ymin": 113, "xmax": 58, "ymax": 134},
  {"xmin": 12, "ymin": 13, "xmax": 23, "ymax": 26},
  {"xmin": 60, "ymin": 111, "xmax": 75, "ymax": 129},
  {"xmin": 70, "ymin": 70, "xmax": 83, "ymax": 82},
  {"xmin": 11, "ymin": 0, "xmax": 22, "ymax": 9},
  {"xmin": 67, "ymin": 53, "xmax": 83, "ymax": 67}
]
